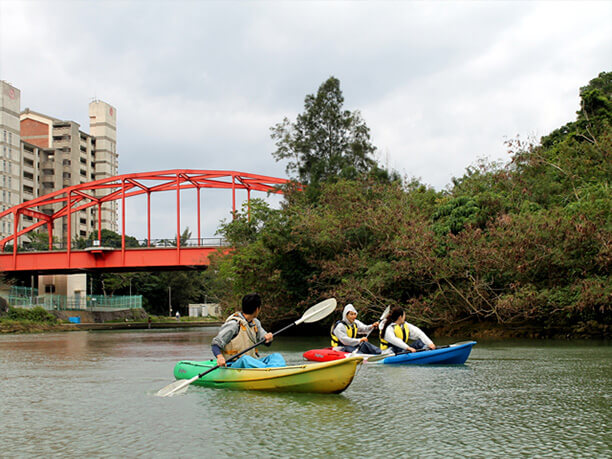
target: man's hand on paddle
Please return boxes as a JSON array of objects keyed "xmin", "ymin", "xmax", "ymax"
[
  {"xmin": 216, "ymin": 355, "xmax": 226, "ymax": 366},
  {"xmin": 264, "ymin": 332, "xmax": 273, "ymax": 343}
]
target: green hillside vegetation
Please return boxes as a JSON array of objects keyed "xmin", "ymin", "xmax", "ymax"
[{"xmin": 205, "ymin": 72, "xmax": 611, "ymax": 337}]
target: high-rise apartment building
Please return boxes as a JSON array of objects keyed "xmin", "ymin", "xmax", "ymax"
[{"xmin": 0, "ymin": 80, "xmax": 118, "ymax": 243}]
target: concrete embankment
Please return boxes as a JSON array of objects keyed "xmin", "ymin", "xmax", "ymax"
[
  {"xmin": 59, "ymin": 320, "xmax": 222, "ymax": 331},
  {"xmin": 52, "ymin": 308, "xmax": 221, "ymax": 331}
]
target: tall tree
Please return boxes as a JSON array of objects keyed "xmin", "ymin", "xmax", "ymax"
[{"xmin": 271, "ymin": 76, "xmax": 383, "ymax": 188}]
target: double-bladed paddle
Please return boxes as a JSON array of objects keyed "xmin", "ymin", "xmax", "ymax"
[{"xmin": 155, "ymin": 298, "xmax": 338, "ymax": 397}]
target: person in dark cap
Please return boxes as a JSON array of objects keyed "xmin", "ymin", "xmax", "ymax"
[{"xmin": 211, "ymin": 293, "xmax": 284, "ymax": 368}]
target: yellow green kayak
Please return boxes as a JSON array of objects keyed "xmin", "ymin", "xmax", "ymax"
[{"xmin": 173, "ymin": 356, "xmax": 364, "ymax": 394}]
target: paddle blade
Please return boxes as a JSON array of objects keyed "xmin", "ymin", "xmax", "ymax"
[
  {"xmin": 380, "ymin": 305, "xmax": 391, "ymax": 321},
  {"xmin": 297, "ymin": 298, "xmax": 337, "ymax": 324},
  {"xmin": 155, "ymin": 376, "xmax": 195, "ymax": 397}
]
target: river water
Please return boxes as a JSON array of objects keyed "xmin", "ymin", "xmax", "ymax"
[{"xmin": 0, "ymin": 328, "xmax": 610, "ymax": 458}]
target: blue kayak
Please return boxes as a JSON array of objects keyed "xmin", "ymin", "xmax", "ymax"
[{"xmin": 381, "ymin": 341, "xmax": 476, "ymax": 365}]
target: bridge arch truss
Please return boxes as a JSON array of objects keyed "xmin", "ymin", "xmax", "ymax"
[{"xmin": 0, "ymin": 169, "xmax": 293, "ymax": 272}]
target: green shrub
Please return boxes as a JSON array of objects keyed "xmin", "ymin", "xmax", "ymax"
[{"xmin": 5, "ymin": 307, "xmax": 58, "ymax": 323}]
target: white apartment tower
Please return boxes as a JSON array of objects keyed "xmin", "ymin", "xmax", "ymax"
[
  {"xmin": 89, "ymin": 100, "xmax": 118, "ymax": 233},
  {"xmin": 0, "ymin": 82, "xmax": 20, "ymax": 237},
  {"xmin": 0, "ymin": 80, "xmax": 118, "ymax": 243}
]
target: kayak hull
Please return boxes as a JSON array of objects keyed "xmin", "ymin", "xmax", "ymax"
[
  {"xmin": 173, "ymin": 356, "xmax": 363, "ymax": 394},
  {"xmin": 303, "ymin": 341, "xmax": 476, "ymax": 365},
  {"xmin": 382, "ymin": 341, "xmax": 477, "ymax": 365}
]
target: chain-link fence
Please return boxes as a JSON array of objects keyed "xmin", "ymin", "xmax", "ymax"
[{"xmin": 8, "ymin": 294, "xmax": 142, "ymax": 311}]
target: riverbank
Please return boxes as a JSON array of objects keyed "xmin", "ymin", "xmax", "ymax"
[
  {"xmin": 0, "ymin": 308, "xmax": 608, "ymax": 338},
  {"xmin": 62, "ymin": 320, "xmax": 223, "ymax": 331},
  {"xmin": 431, "ymin": 319, "xmax": 609, "ymax": 340},
  {"xmin": 0, "ymin": 319, "xmax": 222, "ymax": 333},
  {"xmin": 0, "ymin": 307, "xmax": 223, "ymax": 333}
]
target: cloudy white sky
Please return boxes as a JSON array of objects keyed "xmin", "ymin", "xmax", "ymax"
[{"xmin": 1, "ymin": 0, "xmax": 610, "ymax": 239}]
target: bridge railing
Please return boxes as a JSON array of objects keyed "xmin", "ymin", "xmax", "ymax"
[{"xmin": 2, "ymin": 237, "xmax": 229, "ymax": 253}]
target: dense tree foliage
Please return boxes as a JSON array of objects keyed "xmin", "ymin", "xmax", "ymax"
[{"xmin": 209, "ymin": 73, "xmax": 611, "ymax": 335}]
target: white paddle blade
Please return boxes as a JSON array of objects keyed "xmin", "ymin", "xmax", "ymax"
[
  {"xmin": 155, "ymin": 376, "xmax": 196, "ymax": 397},
  {"xmin": 297, "ymin": 298, "xmax": 337, "ymax": 324},
  {"xmin": 380, "ymin": 305, "xmax": 391, "ymax": 321}
]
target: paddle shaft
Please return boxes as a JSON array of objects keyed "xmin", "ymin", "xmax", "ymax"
[
  {"xmin": 352, "ymin": 306, "xmax": 390, "ymax": 354},
  {"xmin": 194, "ymin": 319, "xmax": 299, "ymax": 380},
  {"xmin": 354, "ymin": 326, "xmax": 375, "ymax": 352}
]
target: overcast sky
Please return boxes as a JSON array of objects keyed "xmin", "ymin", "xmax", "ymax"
[{"xmin": 1, "ymin": 0, "xmax": 610, "ymax": 239}]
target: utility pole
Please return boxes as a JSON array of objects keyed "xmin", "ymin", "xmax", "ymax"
[{"xmin": 168, "ymin": 286, "xmax": 172, "ymax": 317}]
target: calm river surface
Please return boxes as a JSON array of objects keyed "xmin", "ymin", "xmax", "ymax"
[{"xmin": 0, "ymin": 328, "xmax": 610, "ymax": 458}]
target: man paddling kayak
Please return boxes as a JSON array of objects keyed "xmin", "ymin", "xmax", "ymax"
[
  {"xmin": 212, "ymin": 293, "xmax": 285, "ymax": 368},
  {"xmin": 379, "ymin": 307, "xmax": 436, "ymax": 353},
  {"xmin": 330, "ymin": 304, "xmax": 381, "ymax": 354}
]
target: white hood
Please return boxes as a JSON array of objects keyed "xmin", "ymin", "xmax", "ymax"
[{"xmin": 342, "ymin": 304, "xmax": 357, "ymax": 322}]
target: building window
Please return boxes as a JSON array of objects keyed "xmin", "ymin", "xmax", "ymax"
[{"xmin": 45, "ymin": 285, "xmax": 56, "ymax": 294}]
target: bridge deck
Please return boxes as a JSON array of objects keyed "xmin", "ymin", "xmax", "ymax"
[{"xmin": 0, "ymin": 246, "xmax": 226, "ymax": 273}]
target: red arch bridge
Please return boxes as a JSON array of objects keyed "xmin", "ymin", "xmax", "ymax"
[{"xmin": 0, "ymin": 169, "xmax": 294, "ymax": 273}]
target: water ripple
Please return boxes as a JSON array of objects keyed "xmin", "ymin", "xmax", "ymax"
[{"xmin": 0, "ymin": 333, "xmax": 610, "ymax": 458}]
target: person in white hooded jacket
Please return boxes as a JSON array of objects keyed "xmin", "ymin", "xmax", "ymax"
[{"xmin": 330, "ymin": 304, "xmax": 381, "ymax": 354}]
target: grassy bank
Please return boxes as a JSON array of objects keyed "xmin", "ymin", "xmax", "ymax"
[{"xmin": 0, "ymin": 306, "xmax": 221, "ymax": 334}]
